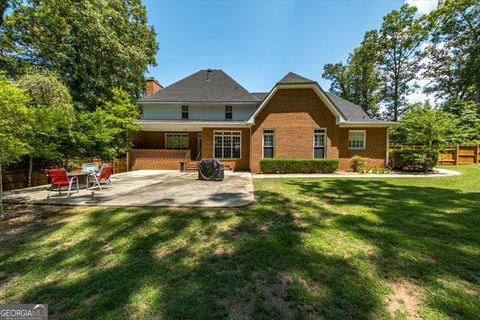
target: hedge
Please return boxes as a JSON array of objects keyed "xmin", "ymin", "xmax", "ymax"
[
  {"xmin": 259, "ymin": 158, "xmax": 339, "ymax": 173},
  {"xmin": 389, "ymin": 148, "xmax": 439, "ymax": 172}
]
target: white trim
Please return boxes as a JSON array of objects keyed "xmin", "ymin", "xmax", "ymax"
[
  {"xmin": 262, "ymin": 129, "xmax": 275, "ymax": 159},
  {"xmin": 247, "ymin": 83, "xmax": 347, "ymax": 125},
  {"xmin": 313, "ymin": 128, "xmax": 327, "ymax": 158},
  {"xmin": 136, "ymin": 120, "xmax": 251, "ymax": 132},
  {"xmin": 348, "ymin": 130, "xmax": 366, "ymax": 150},
  {"xmin": 339, "ymin": 122, "xmax": 396, "ymax": 128},
  {"xmin": 213, "ymin": 130, "xmax": 242, "ymax": 160},
  {"xmin": 138, "ymin": 101, "xmax": 259, "ymax": 105}
]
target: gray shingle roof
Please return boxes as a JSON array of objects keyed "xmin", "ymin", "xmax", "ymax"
[
  {"xmin": 277, "ymin": 72, "xmax": 315, "ymax": 84},
  {"xmin": 325, "ymin": 92, "xmax": 383, "ymax": 122},
  {"xmin": 139, "ymin": 69, "xmax": 260, "ymax": 103},
  {"xmin": 252, "ymin": 92, "xmax": 269, "ymax": 101}
]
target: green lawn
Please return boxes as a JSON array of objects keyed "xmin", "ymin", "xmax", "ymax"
[{"xmin": 1, "ymin": 166, "xmax": 479, "ymax": 319}]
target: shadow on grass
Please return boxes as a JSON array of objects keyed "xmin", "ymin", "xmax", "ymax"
[
  {"xmin": 0, "ymin": 177, "xmax": 479, "ymax": 319},
  {"xmin": 287, "ymin": 178, "xmax": 480, "ymax": 318}
]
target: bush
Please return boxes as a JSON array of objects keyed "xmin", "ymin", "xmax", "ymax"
[
  {"xmin": 371, "ymin": 166, "xmax": 391, "ymax": 174},
  {"xmin": 349, "ymin": 156, "xmax": 370, "ymax": 173},
  {"xmin": 389, "ymin": 148, "xmax": 439, "ymax": 172},
  {"xmin": 259, "ymin": 158, "xmax": 339, "ymax": 174}
]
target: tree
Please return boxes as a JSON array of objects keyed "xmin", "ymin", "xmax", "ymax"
[
  {"xmin": 55, "ymin": 88, "xmax": 140, "ymax": 165},
  {"xmin": 348, "ymin": 31, "xmax": 382, "ymax": 117},
  {"xmin": 378, "ymin": 4, "xmax": 428, "ymax": 121},
  {"xmin": 390, "ymin": 102, "xmax": 462, "ymax": 147},
  {"xmin": 441, "ymin": 98, "xmax": 480, "ymax": 143},
  {"xmin": 322, "ymin": 62, "xmax": 352, "ymax": 101},
  {"xmin": 424, "ymin": 0, "xmax": 480, "ymax": 109},
  {"xmin": 16, "ymin": 68, "xmax": 73, "ymax": 186},
  {"xmin": 322, "ymin": 31, "xmax": 382, "ymax": 117},
  {"xmin": 0, "ymin": 73, "xmax": 31, "ymax": 218},
  {"xmin": 98, "ymin": 88, "xmax": 141, "ymax": 160},
  {"xmin": 2, "ymin": 0, "xmax": 158, "ymax": 109}
]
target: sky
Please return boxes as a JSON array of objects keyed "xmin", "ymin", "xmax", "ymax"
[{"xmin": 143, "ymin": 0, "xmax": 438, "ymax": 101}]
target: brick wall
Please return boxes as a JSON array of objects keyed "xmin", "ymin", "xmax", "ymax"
[
  {"xmin": 201, "ymin": 127, "xmax": 250, "ymax": 171},
  {"xmin": 129, "ymin": 149, "xmax": 190, "ymax": 170},
  {"xmin": 250, "ymin": 88, "xmax": 388, "ymax": 172},
  {"xmin": 338, "ymin": 127, "xmax": 388, "ymax": 170},
  {"xmin": 132, "ymin": 131, "xmax": 200, "ymax": 160}
]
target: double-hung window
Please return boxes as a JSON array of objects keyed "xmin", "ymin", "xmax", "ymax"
[
  {"xmin": 348, "ymin": 130, "xmax": 366, "ymax": 149},
  {"xmin": 214, "ymin": 131, "xmax": 241, "ymax": 159},
  {"xmin": 181, "ymin": 105, "xmax": 189, "ymax": 119},
  {"xmin": 313, "ymin": 129, "xmax": 326, "ymax": 158},
  {"xmin": 165, "ymin": 133, "xmax": 189, "ymax": 149},
  {"xmin": 225, "ymin": 106, "xmax": 233, "ymax": 120},
  {"xmin": 263, "ymin": 129, "xmax": 274, "ymax": 158}
]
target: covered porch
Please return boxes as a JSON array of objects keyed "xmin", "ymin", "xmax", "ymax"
[{"xmin": 130, "ymin": 120, "xmax": 251, "ymax": 171}]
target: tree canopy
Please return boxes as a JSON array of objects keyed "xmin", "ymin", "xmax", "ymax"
[{"xmin": 1, "ymin": 0, "xmax": 158, "ymax": 110}]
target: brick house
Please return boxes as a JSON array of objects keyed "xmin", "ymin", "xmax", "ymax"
[{"xmin": 132, "ymin": 69, "xmax": 394, "ymax": 172}]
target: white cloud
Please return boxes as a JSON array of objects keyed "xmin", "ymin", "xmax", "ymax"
[{"xmin": 405, "ymin": 0, "xmax": 438, "ymax": 14}]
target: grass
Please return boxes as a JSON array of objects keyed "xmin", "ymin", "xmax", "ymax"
[{"xmin": 0, "ymin": 165, "xmax": 479, "ymax": 319}]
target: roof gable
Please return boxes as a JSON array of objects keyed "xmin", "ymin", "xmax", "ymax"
[
  {"xmin": 139, "ymin": 69, "xmax": 260, "ymax": 103},
  {"xmin": 277, "ymin": 72, "xmax": 315, "ymax": 84}
]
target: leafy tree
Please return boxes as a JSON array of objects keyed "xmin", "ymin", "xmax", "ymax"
[
  {"xmin": 2, "ymin": 0, "xmax": 158, "ymax": 109},
  {"xmin": 441, "ymin": 98, "xmax": 480, "ymax": 143},
  {"xmin": 348, "ymin": 31, "xmax": 382, "ymax": 117},
  {"xmin": 0, "ymin": 73, "xmax": 31, "ymax": 218},
  {"xmin": 424, "ymin": 0, "xmax": 480, "ymax": 108},
  {"xmin": 378, "ymin": 4, "xmax": 428, "ymax": 121},
  {"xmin": 390, "ymin": 102, "xmax": 463, "ymax": 147},
  {"xmin": 98, "ymin": 88, "xmax": 141, "ymax": 160},
  {"xmin": 16, "ymin": 68, "xmax": 73, "ymax": 186},
  {"xmin": 322, "ymin": 31, "xmax": 382, "ymax": 117},
  {"xmin": 322, "ymin": 62, "xmax": 352, "ymax": 101},
  {"xmin": 55, "ymin": 88, "xmax": 140, "ymax": 165}
]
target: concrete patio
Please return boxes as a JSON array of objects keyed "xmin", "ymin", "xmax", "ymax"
[{"xmin": 3, "ymin": 170, "xmax": 254, "ymax": 208}]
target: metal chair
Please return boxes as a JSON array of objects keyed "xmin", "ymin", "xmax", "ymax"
[
  {"xmin": 47, "ymin": 169, "xmax": 79, "ymax": 198},
  {"xmin": 88, "ymin": 166, "xmax": 113, "ymax": 191}
]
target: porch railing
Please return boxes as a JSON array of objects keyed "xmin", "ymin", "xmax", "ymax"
[{"xmin": 130, "ymin": 149, "xmax": 190, "ymax": 161}]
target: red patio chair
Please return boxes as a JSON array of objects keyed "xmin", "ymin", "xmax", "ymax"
[
  {"xmin": 88, "ymin": 166, "xmax": 113, "ymax": 191},
  {"xmin": 47, "ymin": 169, "xmax": 79, "ymax": 199}
]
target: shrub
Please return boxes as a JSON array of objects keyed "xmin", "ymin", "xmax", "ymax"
[
  {"xmin": 371, "ymin": 166, "xmax": 391, "ymax": 174},
  {"xmin": 259, "ymin": 158, "xmax": 339, "ymax": 174},
  {"xmin": 389, "ymin": 148, "xmax": 439, "ymax": 172},
  {"xmin": 350, "ymin": 156, "xmax": 370, "ymax": 173}
]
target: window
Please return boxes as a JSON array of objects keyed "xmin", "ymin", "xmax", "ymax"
[
  {"xmin": 214, "ymin": 131, "xmax": 241, "ymax": 159},
  {"xmin": 225, "ymin": 106, "xmax": 233, "ymax": 120},
  {"xmin": 165, "ymin": 133, "xmax": 189, "ymax": 149},
  {"xmin": 348, "ymin": 130, "xmax": 366, "ymax": 149},
  {"xmin": 314, "ymin": 129, "xmax": 326, "ymax": 158},
  {"xmin": 181, "ymin": 105, "xmax": 189, "ymax": 119},
  {"xmin": 263, "ymin": 129, "xmax": 274, "ymax": 158}
]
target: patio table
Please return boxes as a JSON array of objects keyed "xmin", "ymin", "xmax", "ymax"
[{"xmin": 67, "ymin": 172, "xmax": 92, "ymax": 189}]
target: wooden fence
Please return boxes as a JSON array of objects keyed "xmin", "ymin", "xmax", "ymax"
[
  {"xmin": 390, "ymin": 144, "xmax": 480, "ymax": 165},
  {"xmin": 2, "ymin": 158, "xmax": 127, "ymax": 191}
]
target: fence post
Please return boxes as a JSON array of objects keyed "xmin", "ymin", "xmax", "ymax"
[
  {"xmin": 455, "ymin": 145, "xmax": 460, "ymax": 165},
  {"xmin": 475, "ymin": 143, "xmax": 480, "ymax": 164}
]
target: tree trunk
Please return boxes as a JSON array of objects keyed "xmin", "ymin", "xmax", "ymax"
[
  {"xmin": 28, "ymin": 155, "xmax": 33, "ymax": 187},
  {"xmin": 0, "ymin": 161, "xmax": 4, "ymax": 219}
]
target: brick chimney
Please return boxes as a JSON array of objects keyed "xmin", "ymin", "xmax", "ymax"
[{"xmin": 146, "ymin": 77, "xmax": 163, "ymax": 96}]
